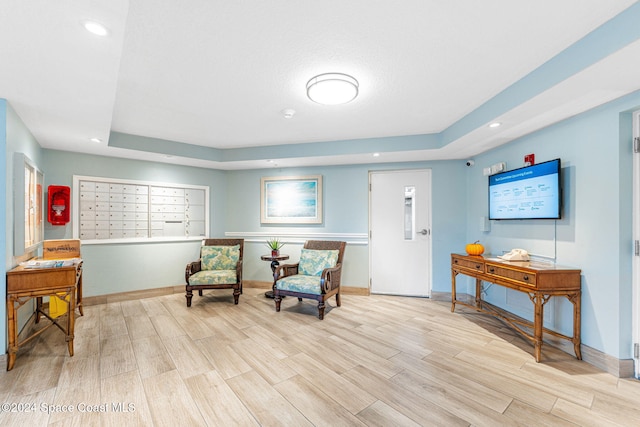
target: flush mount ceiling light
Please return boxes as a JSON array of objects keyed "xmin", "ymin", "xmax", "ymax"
[
  {"xmin": 89, "ymin": 137, "xmax": 102, "ymax": 143},
  {"xmin": 306, "ymin": 73, "xmax": 359, "ymax": 105},
  {"xmin": 488, "ymin": 122, "xmax": 502, "ymax": 128},
  {"xmin": 82, "ymin": 20, "xmax": 109, "ymax": 37}
]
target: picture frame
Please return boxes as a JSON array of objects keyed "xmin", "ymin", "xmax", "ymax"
[{"xmin": 260, "ymin": 175, "xmax": 323, "ymax": 224}]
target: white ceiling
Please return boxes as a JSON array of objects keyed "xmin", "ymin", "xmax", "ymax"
[{"xmin": 1, "ymin": 0, "xmax": 639, "ymax": 170}]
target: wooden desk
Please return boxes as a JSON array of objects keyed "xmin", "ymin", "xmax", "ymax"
[
  {"xmin": 6, "ymin": 262, "xmax": 82, "ymax": 371},
  {"xmin": 451, "ymin": 253, "xmax": 581, "ymax": 362}
]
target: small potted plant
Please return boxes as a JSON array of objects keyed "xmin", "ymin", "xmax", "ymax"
[{"xmin": 266, "ymin": 237, "xmax": 285, "ymax": 257}]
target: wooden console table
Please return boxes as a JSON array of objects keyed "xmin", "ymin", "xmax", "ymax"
[
  {"xmin": 451, "ymin": 253, "xmax": 581, "ymax": 362},
  {"xmin": 6, "ymin": 262, "xmax": 82, "ymax": 370}
]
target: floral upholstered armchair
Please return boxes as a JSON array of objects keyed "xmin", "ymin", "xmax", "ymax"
[
  {"xmin": 185, "ymin": 238, "xmax": 243, "ymax": 306},
  {"xmin": 274, "ymin": 240, "xmax": 346, "ymax": 319}
]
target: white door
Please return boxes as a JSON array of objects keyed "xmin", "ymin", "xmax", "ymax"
[
  {"xmin": 633, "ymin": 110, "xmax": 640, "ymax": 378},
  {"xmin": 370, "ymin": 169, "xmax": 432, "ymax": 296}
]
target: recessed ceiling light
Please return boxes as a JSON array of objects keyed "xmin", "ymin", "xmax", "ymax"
[
  {"xmin": 488, "ymin": 122, "xmax": 502, "ymax": 128},
  {"xmin": 373, "ymin": 153, "xmax": 380, "ymax": 157},
  {"xmin": 83, "ymin": 20, "xmax": 109, "ymax": 37},
  {"xmin": 89, "ymin": 137, "xmax": 102, "ymax": 143},
  {"xmin": 306, "ymin": 73, "xmax": 359, "ymax": 105}
]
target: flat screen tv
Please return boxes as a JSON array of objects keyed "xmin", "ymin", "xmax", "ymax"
[{"xmin": 488, "ymin": 158, "xmax": 561, "ymax": 220}]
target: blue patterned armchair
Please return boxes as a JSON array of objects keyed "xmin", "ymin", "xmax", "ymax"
[
  {"xmin": 274, "ymin": 240, "xmax": 346, "ymax": 319},
  {"xmin": 185, "ymin": 238, "xmax": 243, "ymax": 306}
]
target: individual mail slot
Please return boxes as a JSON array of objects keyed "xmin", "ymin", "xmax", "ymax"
[
  {"xmin": 95, "ymin": 202, "xmax": 109, "ymax": 211},
  {"xmin": 486, "ymin": 265, "xmax": 537, "ymax": 286},
  {"xmin": 135, "ymin": 203, "xmax": 148, "ymax": 211},
  {"xmin": 185, "ymin": 206, "xmax": 205, "ymax": 221},
  {"xmin": 151, "ymin": 221, "xmax": 164, "ymax": 230},
  {"xmin": 150, "ymin": 195, "xmax": 167, "ymax": 204},
  {"xmin": 80, "ymin": 191, "xmax": 95, "ymax": 201},
  {"xmin": 150, "ymin": 212, "xmax": 164, "ymax": 221},
  {"xmin": 121, "ymin": 230, "xmax": 134, "ymax": 238},
  {"xmin": 80, "ymin": 230, "xmax": 97, "ymax": 239},
  {"xmin": 80, "ymin": 201, "xmax": 95, "ymax": 212},
  {"xmin": 163, "ymin": 213, "xmax": 185, "ymax": 221},
  {"xmin": 109, "ymin": 184, "xmax": 123, "ymax": 193},
  {"xmin": 95, "ymin": 211, "xmax": 109, "ymax": 221},
  {"xmin": 109, "ymin": 211, "xmax": 124, "ymax": 220},
  {"xmin": 166, "ymin": 196, "xmax": 184, "ymax": 205},
  {"xmin": 95, "ymin": 230, "xmax": 110, "ymax": 239},
  {"xmin": 109, "ymin": 230, "xmax": 124, "ymax": 238},
  {"xmin": 109, "ymin": 221, "xmax": 123, "ymax": 229},
  {"xmin": 95, "ymin": 192, "xmax": 110, "ymax": 202},
  {"xmin": 109, "ymin": 193, "xmax": 124, "ymax": 202},
  {"xmin": 122, "ymin": 185, "xmax": 137, "ymax": 194},
  {"xmin": 80, "ymin": 210, "xmax": 96, "ymax": 220},
  {"xmin": 136, "ymin": 185, "xmax": 148, "ymax": 195},
  {"xmin": 186, "ymin": 221, "xmax": 205, "ymax": 236},
  {"xmin": 135, "ymin": 230, "xmax": 148, "ymax": 237},
  {"xmin": 95, "ymin": 182, "xmax": 110, "ymax": 192},
  {"xmin": 95, "ymin": 220, "xmax": 109, "ymax": 230},
  {"xmin": 122, "ymin": 194, "xmax": 136, "ymax": 203},
  {"xmin": 150, "ymin": 187, "xmax": 167, "ymax": 196},
  {"xmin": 80, "ymin": 221, "xmax": 95, "ymax": 230},
  {"xmin": 121, "ymin": 222, "xmax": 135, "ymax": 229},
  {"xmin": 185, "ymin": 189, "xmax": 205, "ymax": 205},
  {"xmin": 135, "ymin": 212, "xmax": 149, "ymax": 220},
  {"xmin": 162, "ymin": 204, "xmax": 184, "ymax": 213},
  {"xmin": 80, "ymin": 181, "xmax": 96, "ymax": 192},
  {"xmin": 135, "ymin": 221, "xmax": 149, "ymax": 229},
  {"xmin": 109, "ymin": 202, "xmax": 123, "ymax": 211},
  {"xmin": 452, "ymin": 256, "xmax": 484, "ymax": 272},
  {"xmin": 122, "ymin": 212, "xmax": 135, "ymax": 220},
  {"xmin": 122, "ymin": 203, "xmax": 136, "ymax": 212}
]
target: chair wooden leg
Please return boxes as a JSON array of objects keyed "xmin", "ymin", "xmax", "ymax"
[
  {"xmin": 233, "ymin": 289, "xmax": 240, "ymax": 305},
  {"xmin": 275, "ymin": 296, "xmax": 282, "ymax": 312},
  {"xmin": 336, "ymin": 292, "xmax": 341, "ymax": 307},
  {"xmin": 298, "ymin": 297, "xmax": 303, "ymax": 302},
  {"xmin": 318, "ymin": 301, "xmax": 325, "ymax": 320},
  {"xmin": 186, "ymin": 287, "xmax": 193, "ymax": 307},
  {"xmin": 198, "ymin": 290, "xmax": 203, "ymax": 296}
]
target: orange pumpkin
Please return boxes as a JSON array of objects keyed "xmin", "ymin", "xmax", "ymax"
[{"xmin": 465, "ymin": 241, "xmax": 485, "ymax": 256}]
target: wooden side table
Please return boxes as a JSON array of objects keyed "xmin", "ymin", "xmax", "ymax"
[
  {"xmin": 260, "ymin": 254, "xmax": 289, "ymax": 298},
  {"xmin": 6, "ymin": 261, "xmax": 82, "ymax": 370}
]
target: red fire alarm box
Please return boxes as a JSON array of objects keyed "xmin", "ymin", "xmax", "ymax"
[
  {"xmin": 48, "ymin": 185, "xmax": 71, "ymax": 225},
  {"xmin": 524, "ymin": 153, "xmax": 535, "ymax": 166}
]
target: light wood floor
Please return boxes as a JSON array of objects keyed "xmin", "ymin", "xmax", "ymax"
[{"xmin": 1, "ymin": 287, "xmax": 639, "ymax": 426}]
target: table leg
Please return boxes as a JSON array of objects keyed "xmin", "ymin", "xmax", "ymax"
[
  {"xmin": 570, "ymin": 291, "xmax": 582, "ymax": 360},
  {"xmin": 35, "ymin": 297, "xmax": 43, "ymax": 323},
  {"xmin": 77, "ymin": 271, "xmax": 84, "ymax": 316},
  {"xmin": 451, "ymin": 270, "xmax": 457, "ymax": 312},
  {"xmin": 532, "ymin": 292, "xmax": 544, "ymax": 363},
  {"xmin": 6, "ymin": 297, "xmax": 17, "ymax": 371},
  {"xmin": 475, "ymin": 278, "xmax": 482, "ymax": 309},
  {"xmin": 265, "ymin": 260, "xmax": 280, "ymax": 299},
  {"xmin": 66, "ymin": 288, "xmax": 76, "ymax": 357}
]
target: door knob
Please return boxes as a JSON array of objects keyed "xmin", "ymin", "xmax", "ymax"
[{"xmin": 417, "ymin": 229, "xmax": 429, "ymax": 236}]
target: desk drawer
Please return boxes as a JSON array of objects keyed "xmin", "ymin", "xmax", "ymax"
[
  {"xmin": 486, "ymin": 265, "xmax": 536, "ymax": 287},
  {"xmin": 452, "ymin": 256, "xmax": 484, "ymax": 273}
]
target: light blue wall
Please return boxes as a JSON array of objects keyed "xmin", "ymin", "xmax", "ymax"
[
  {"xmin": 42, "ymin": 150, "xmax": 228, "ymax": 297},
  {"xmin": 3, "ymin": 99, "xmax": 45, "ymax": 356},
  {"xmin": 224, "ymin": 162, "xmax": 467, "ymax": 292},
  {"xmin": 465, "ymin": 91, "xmax": 640, "ymax": 359}
]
